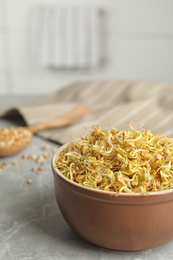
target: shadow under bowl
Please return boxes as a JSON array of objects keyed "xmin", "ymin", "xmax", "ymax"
[{"xmin": 51, "ymin": 144, "xmax": 173, "ymax": 251}]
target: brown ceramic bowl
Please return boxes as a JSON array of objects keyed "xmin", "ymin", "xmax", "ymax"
[{"xmin": 52, "ymin": 144, "xmax": 173, "ymax": 251}]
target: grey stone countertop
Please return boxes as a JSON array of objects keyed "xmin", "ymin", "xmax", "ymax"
[{"xmin": 0, "ymin": 96, "xmax": 173, "ymax": 260}]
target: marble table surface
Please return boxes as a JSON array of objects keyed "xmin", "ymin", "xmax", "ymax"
[{"xmin": 0, "ymin": 96, "xmax": 173, "ymax": 260}]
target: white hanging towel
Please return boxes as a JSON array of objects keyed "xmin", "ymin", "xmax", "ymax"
[{"xmin": 32, "ymin": 6, "xmax": 101, "ymax": 69}]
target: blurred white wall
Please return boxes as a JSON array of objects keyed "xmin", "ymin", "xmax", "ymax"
[{"xmin": 0, "ymin": 0, "xmax": 173, "ymax": 95}]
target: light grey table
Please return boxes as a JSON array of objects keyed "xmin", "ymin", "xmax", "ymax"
[{"xmin": 0, "ymin": 96, "xmax": 173, "ymax": 260}]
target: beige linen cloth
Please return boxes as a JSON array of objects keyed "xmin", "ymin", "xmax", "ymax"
[{"xmin": 0, "ymin": 80, "xmax": 173, "ymax": 144}]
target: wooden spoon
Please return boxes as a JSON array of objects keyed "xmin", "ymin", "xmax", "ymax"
[{"xmin": 0, "ymin": 105, "xmax": 91, "ymax": 157}]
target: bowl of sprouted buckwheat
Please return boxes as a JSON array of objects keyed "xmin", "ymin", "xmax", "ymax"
[{"xmin": 51, "ymin": 124, "xmax": 173, "ymax": 251}]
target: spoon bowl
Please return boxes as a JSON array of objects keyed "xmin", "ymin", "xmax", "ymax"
[
  {"xmin": 0, "ymin": 136, "xmax": 32, "ymax": 157},
  {"xmin": 0, "ymin": 127, "xmax": 32, "ymax": 157}
]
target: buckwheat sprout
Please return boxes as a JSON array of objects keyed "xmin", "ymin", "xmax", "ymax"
[{"xmin": 55, "ymin": 124, "xmax": 173, "ymax": 195}]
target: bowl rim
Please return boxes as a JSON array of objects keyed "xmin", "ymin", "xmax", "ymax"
[{"xmin": 52, "ymin": 143, "xmax": 173, "ymax": 197}]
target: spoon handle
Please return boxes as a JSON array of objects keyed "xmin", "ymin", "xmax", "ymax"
[{"xmin": 28, "ymin": 105, "xmax": 92, "ymax": 134}]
